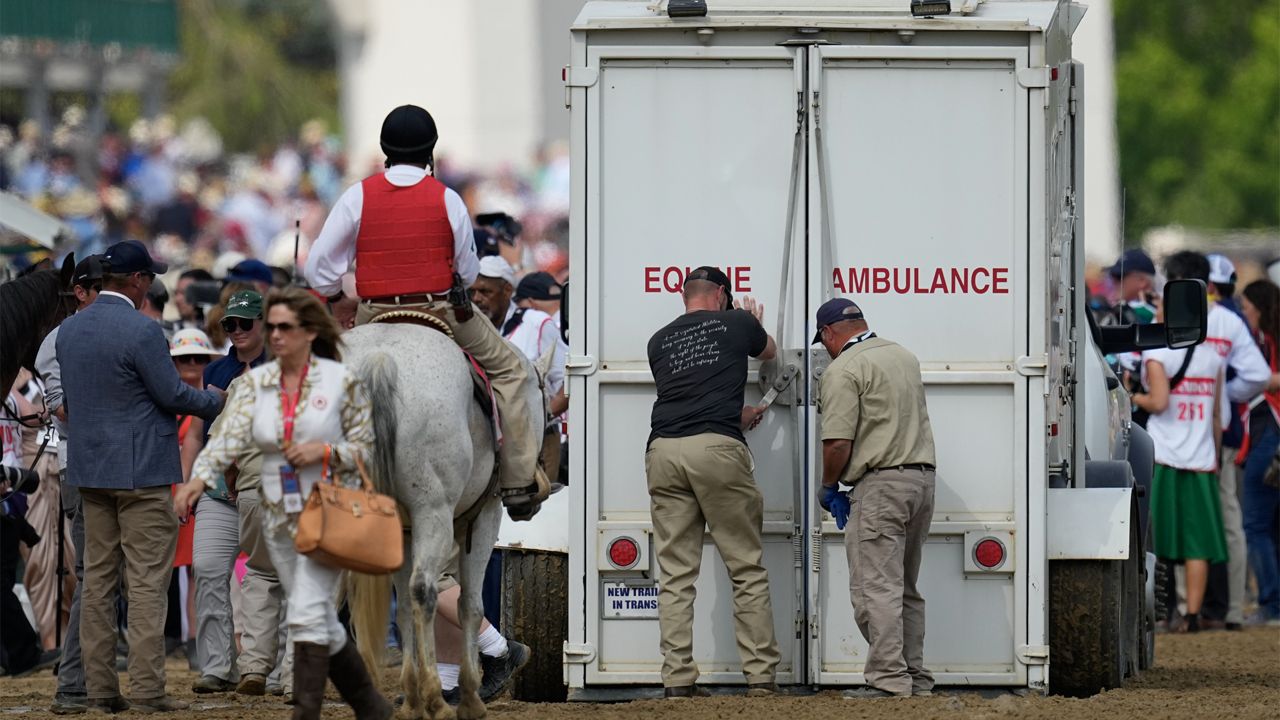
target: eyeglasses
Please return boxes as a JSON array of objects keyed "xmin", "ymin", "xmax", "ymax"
[
  {"xmin": 265, "ymin": 321, "xmax": 301, "ymax": 334},
  {"xmin": 175, "ymin": 355, "xmax": 210, "ymax": 365},
  {"xmin": 220, "ymin": 317, "xmax": 257, "ymax": 333}
]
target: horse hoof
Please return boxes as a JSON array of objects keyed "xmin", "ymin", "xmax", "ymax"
[
  {"xmin": 396, "ymin": 706, "xmax": 424, "ymax": 720},
  {"xmin": 428, "ymin": 706, "xmax": 457, "ymax": 720},
  {"xmin": 456, "ymin": 694, "xmax": 487, "ymax": 720}
]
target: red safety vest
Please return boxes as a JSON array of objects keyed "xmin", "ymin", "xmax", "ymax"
[{"xmin": 355, "ymin": 174, "xmax": 455, "ymax": 297}]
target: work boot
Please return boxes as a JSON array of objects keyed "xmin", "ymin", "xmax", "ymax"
[
  {"xmin": 130, "ymin": 696, "xmax": 190, "ymax": 713},
  {"xmin": 291, "ymin": 642, "xmax": 331, "ymax": 720},
  {"xmin": 478, "ymin": 641, "xmax": 531, "ymax": 701},
  {"xmin": 501, "ymin": 468, "xmax": 550, "ymax": 522},
  {"xmin": 87, "ymin": 696, "xmax": 131, "ymax": 713},
  {"xmin": 746, "ymin": 682, "xmax": 778, "ymax": 697},
  {"xmin": 49, "ymin": 693, "xmax": 88, "ymax": 715},
  {"xmin": 191, "ymin": 674, "xmax": 235, "ymax": 693},
  {"xmin": 327, "ymin": 641, "xmax": 393, "ymax": 720},
  {"xmin": 236, "ymin": 673, "xmax": 267, "ymax": 696}
]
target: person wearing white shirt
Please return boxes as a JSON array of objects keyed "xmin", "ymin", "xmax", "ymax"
[
  {"xmin": 1132, "ymin": 341, "xmax": 1227, "ymax": 633},
  {"xmin": 1164, "ymin": 251, "xmax": 1269, "ymax": 629},
  {"xmin": 303, "ymin": 104, "xmax": 547, "ymax": 521}
]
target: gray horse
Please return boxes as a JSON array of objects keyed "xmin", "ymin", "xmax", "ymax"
[{"xmin": 345, "ymin": 321, "xmax": 539, "ymax": 720}]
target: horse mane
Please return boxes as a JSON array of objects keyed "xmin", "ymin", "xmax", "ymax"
[{"xmin": 1, "ymin": 269, "xmax": 65, "ymax": 388}]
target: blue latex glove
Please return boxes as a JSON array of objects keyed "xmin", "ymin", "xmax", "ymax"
[{"xmin": 820, "ymin": 484, "xmax": 851, "ymax": 530}]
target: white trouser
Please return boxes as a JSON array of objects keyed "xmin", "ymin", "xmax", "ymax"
[
  {"xmin": 193, "ymin": 498, "xmax": 241, "ymax": 681},
  {"xmin": 263, "ymin": 523, "xmax": 347, "ymax": 654}
]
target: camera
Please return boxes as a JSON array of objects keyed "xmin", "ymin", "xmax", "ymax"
[
  {"xmin": 185, "ymin": 280, "xmax": 224, "ymax": 310},
  {"xmin": 475, "ymin": 212, "xmax": 522, "ymax": 242},
  {"xmin": 1, "ymin": 465, "xmax": 39, "ymax": 496}
]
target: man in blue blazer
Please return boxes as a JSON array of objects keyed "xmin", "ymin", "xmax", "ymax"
[{"xmin": 57, "ymin": 240, "xmax": 223, "ymax": 713}]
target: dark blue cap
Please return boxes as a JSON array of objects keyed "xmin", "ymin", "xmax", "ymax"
[
  {"xmin": 102, "ymin": 240, "xmax": 168, "ymax": 275},
  {"xmin": 515, "ymin": 271, "xmax": 562, "ymax": 301},
  {"xmin": 812, "ymin": 298, "xmax": 865, "ymax": 344},
  {"xmin": 1107, "ymin": 249, "xmax": 1156, "ymax": 279},
  {"xmin": 226, "ymin": 259, "xmax": 274, "ymax": 287}
]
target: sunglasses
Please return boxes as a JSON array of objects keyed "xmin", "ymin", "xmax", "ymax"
[
  {"xmin": 265, "ymin": 321, "xmax": 301, "ymax": 333},
  {"xmin": 220, "ymin": 317, "xmax": 257, "ymax": 333},
  {"xmin": 175, "ymin": 355, "xmax": 210, "ymax": 365}
]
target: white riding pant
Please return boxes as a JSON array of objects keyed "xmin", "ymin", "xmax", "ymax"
[{"xmin": 263, "ymin": 523, "xmax": 348, "ymax": 655}]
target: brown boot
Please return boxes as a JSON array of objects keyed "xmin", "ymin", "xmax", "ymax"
[
  {"xmin": 327, "ymin": 642, "xmax": 393, "ymax": 720},
  {"xmin": 291, "ymin": 642, "xmax": 331, "ymax": 720},
  {"xmin": 502, "ymin": 467, "xmax": 551, "ymax": 521}
]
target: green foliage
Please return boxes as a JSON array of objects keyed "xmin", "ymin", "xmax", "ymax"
[
  {"xmin": 1113, "ymin": 0, "xmax": 1279, "ymax": 241},
  {"xmin": 167, "ymin": 0, "xmax": 338, "ymax": 154}
]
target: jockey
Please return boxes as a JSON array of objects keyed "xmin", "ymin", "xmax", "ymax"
[{"xmin": 304, "ymin": 104, "xmax": 549, "ymax": 521}]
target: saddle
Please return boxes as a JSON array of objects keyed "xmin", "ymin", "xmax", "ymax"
[{"xmin": 366, "ymin": 308, "xmax": 499, "ymax": 434}]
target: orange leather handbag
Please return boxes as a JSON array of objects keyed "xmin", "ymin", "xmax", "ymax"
[{"xmin": 294, "ymin": 450, "xmax": 403, "ymax": 575}]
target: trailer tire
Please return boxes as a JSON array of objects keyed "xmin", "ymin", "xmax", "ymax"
[
  {"xmin": 1049, "ymin": 559, "xmax": 1125, "ymax": 697},
  {"xmin": 499, "ymin": 549, "xmax": 569, "ymax": 702}
]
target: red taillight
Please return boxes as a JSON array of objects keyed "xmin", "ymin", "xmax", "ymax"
[
  {"xmin": 608, "ymin": 537, "xmax": 639, "ymax": 569},
  {"xmin": 974, "ymin": 538, "xmax": 1006, "ymax": 569}
]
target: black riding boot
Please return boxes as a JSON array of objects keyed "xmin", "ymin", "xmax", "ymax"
[
  {"xmin": 291, "ymin": 642, "xmax": 331, "ymax": 720},
  {"xmin": 328, "ymin": 641, "xmax": 393, "ymax": 720}
]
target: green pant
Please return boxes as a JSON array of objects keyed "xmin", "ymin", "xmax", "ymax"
[{"xmin": 645, "ymin": 433, "xmax": 780, "ymax": 687}]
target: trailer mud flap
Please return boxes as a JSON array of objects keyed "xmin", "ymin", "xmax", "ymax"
[{"xmin": 1047, "ymin": 488, "xmax": 1132, "ymax": 560}]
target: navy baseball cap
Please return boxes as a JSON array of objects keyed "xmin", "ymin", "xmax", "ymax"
[
  {"xmin": 685, "ymin": 266, "xmax": 733, "ymax": 306},
  {"xmin": 1107, "ymin": 249, "xmax": 1156, "ymax": 279},
  {"xmin": 72, "ymin": 255, "xmax": 105, "ymax": 288},
  {"xmin": 102, "ymin": 240, "xmax": 168, "ymax": 275},
  {"xmin": 811, "ymin": 298, "xmax": 865, "ymax": 344},
  {"xmin": 515, "ymin": 272, "xmax": 562, "ymax": 301},
  {"xmin": 226, "ymin": 259, "xmax": 274, "ymax": 287}
]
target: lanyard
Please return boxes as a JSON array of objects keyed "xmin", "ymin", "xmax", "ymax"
[
  {"xmin": 280, "ymin": 361, "xmax": 310, "ymax": 447},
  {"xmin": 841, "ymin": 331, "xmax": 877, "ymax": 354}
]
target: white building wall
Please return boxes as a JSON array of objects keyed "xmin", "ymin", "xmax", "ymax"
[
  {"xmin": 329, "ymin": 0, "xmax": 582, "ymax": 177},
  {"xmin": 1072, "ymin": 0, "xmax": 1121, "ymax": 261}
]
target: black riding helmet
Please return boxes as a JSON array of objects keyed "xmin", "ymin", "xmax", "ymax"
[{"xmin": 380, "ymin": 105, "xmax": 438, "ymax": 167}]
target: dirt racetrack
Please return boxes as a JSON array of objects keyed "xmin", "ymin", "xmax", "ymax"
[{"xmin": 3, "ymin": 627, "xmax": 1277, "ymax": 719}]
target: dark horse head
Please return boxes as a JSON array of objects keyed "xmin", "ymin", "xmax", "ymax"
[{"xmin": 1, "ymin": 253, "xmax": 77, "ymax": 395}]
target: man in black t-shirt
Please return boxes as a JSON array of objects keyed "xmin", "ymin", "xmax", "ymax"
[{"xmin": 644, "ymin": 266, "xmax": 781, "ymax": 698}]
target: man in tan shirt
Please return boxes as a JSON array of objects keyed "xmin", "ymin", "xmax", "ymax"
[{"xmin": 814, "ymin": 298, "xmax": 936, "ymax": 699}]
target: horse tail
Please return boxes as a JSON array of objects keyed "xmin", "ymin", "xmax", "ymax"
[
  {"xmin": 350, "ymin": 350, "xmax": 399, "ymax": 674},
  {"xmin": 358, "ymin": 351, "xmax": 398, "ymax": 497},
  {"xmin": 347, "ymin": 572, "xmax": 392, "ymax": 674}
]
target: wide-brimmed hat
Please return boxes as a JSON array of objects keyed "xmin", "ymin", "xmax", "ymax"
[{"xmin": 170, "ymin": 329, "xmax": 220, "ymax": 358}]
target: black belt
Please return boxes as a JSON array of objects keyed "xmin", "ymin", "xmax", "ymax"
[
  {"xmin": 870, "ymin": 463, "xmax": 935, "ymax": 474},
  {"xmin": 364, "ymin": 292, "xmax": 449, "ymax": 305}
]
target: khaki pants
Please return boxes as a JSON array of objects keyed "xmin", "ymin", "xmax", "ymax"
[
  {"xmin": 1217, "ymin": 448, "xmax": 1247, "ymax": 624},
  {"xmin": 237, "ymin": 489, "xmax": 291, "ymax": 687},
  {"xmin": 79, "ymin": 486, "xmax": 178, "ymax": 701},
  {"xmin": 645, "ymin": 433, "xmax": 780, "ymax": 687},
  {"xmin": 844, "ymin": 467, "xmax": 935, "ymax": 696},
  {"xmin": 19, "ymin": 451, "xmax": 75, "ymax": 651},
  {"xmin": 357, "ymin": 299, "xmax": 538, "ymax": 492}
]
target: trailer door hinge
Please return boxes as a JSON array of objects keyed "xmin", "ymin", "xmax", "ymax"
[
  {"xmin": 1017, "ymin": 644, "xmax": 1050, "ymax": 665},
  {"xmin": 1017, "ymin": 67, "xmax": 1051, "ymax": 89},
  {"xmin": 565, "ymin": 355, "xmax": 598, "ymax": 376},
  {"xmin": 563, "ymin": 65, "xmax": 599, "ymax": 88},
  {"xmin": 1015, "ymin": 355, "xmax": 1048, "ymax": 377},
  {"xmin": 563, "ymin": 642, "xmax": 597, "ymax": 665}
]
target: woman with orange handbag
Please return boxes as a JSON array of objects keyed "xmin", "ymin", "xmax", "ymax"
[{"xmin": 175, "ymin": 287, "xmax": 391, "ymax": 720}]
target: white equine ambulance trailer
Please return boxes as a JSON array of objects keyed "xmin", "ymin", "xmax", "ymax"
[{"xmin": 553, "ymin": 0, "xmax": 1192, "ymax": 699}]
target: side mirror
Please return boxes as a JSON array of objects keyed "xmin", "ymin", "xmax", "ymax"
[
  {"xmin": 1161, "ymin": 279, "xmax": 1208, "ymax": 348},
  {"xmin": 1094, "ymin": 279, "xmax": 1208, "ymax": 355}
]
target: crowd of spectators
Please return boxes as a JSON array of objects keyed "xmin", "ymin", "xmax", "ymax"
[
  {"xmin": 1091, "ymin": 248, "xmax": 1280, "ymax": 631},
  {"xmin": 0, "ymin": 106, "xmax": 571, "ymax": 286}
]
